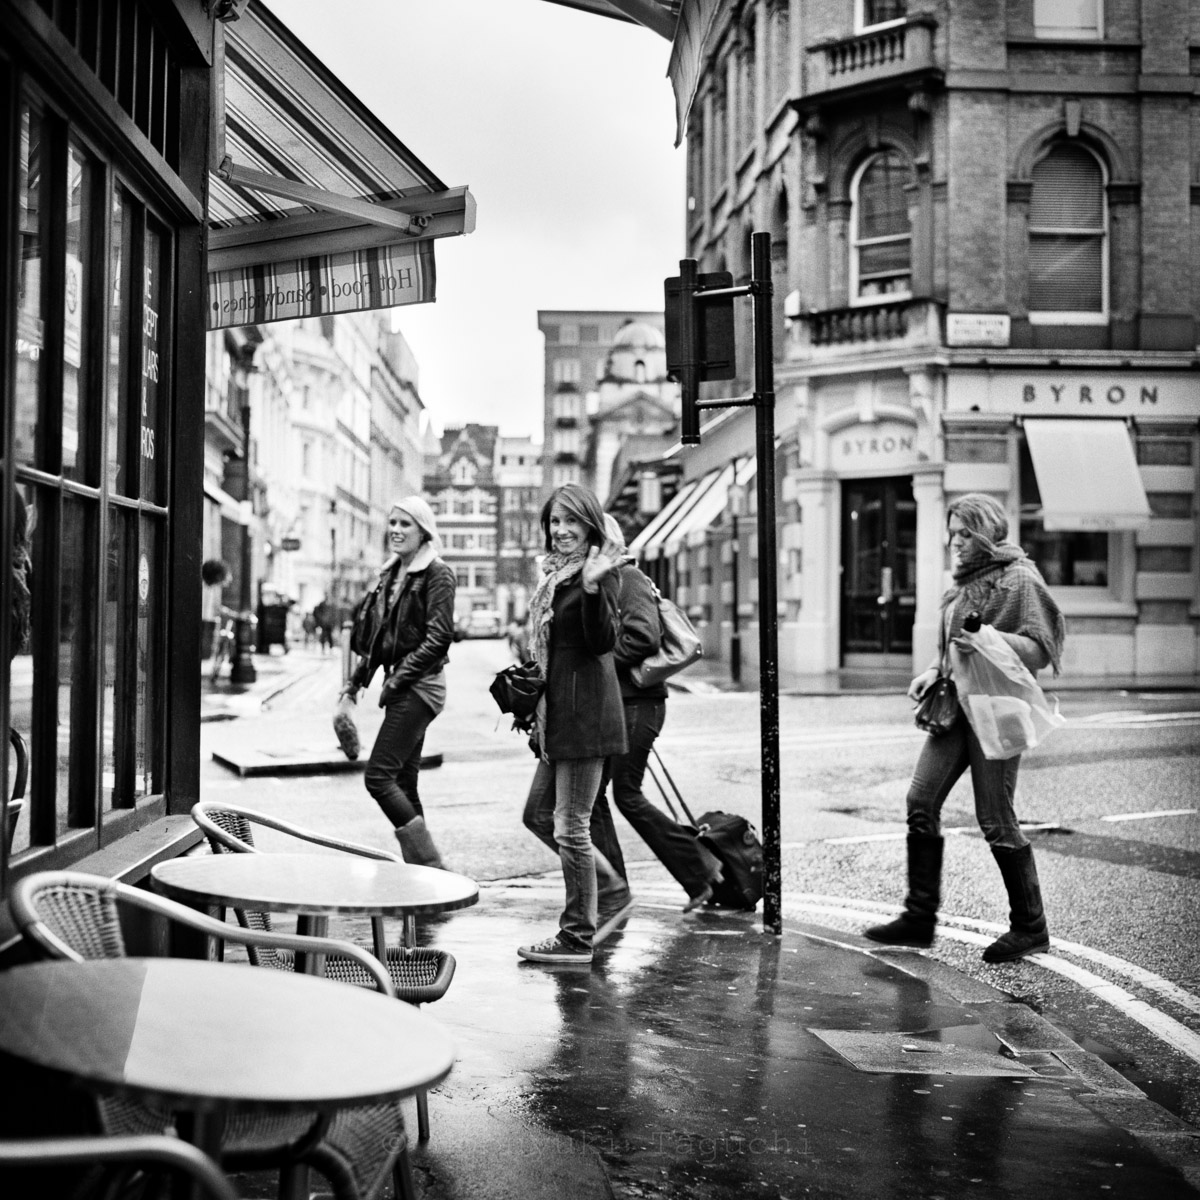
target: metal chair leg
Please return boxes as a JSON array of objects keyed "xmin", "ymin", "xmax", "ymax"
[
  {"xmin": 415, "ymin": 1089, "xmax": 430, "ymax": 1142},
  {"xmin": 393, "ymin": 1144, "xmax": 418, "ymax": 1200}
]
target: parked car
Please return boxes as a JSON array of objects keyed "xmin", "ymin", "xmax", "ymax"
[{"xmin": 461, "ymin": 609, "xmax": 503, "ymax": 639}]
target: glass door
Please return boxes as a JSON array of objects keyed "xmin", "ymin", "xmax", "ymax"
[{"xmin": 841, "ymin": 476, "xmax": 916, "ymax": 666}]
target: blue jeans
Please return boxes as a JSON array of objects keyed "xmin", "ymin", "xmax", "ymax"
[
  {"xmin": 907, "ymin": 711, "xmax": 1027, "ymax": 850},
  {"xmin": 523, "ymin": 757, "xmax": 629, "ymax": 951},
  {"xmin": 364, "ymin": 689, "xmax": 435, "ymax": 827}
]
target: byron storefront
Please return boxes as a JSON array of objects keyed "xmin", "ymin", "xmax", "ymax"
[
  {"xmin": 781, "ymin": 361, "xmax": 1198, "ymax": 683},
  {"xmin": 0, "ymin": 0, "xmax": 471, "ymax": 945}
]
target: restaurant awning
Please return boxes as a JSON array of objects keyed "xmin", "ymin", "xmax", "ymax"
[
  {"xmin": 662, "ymin": 457, "xmax": 755, "ymax": 555},
  {"xmin": 629, "ymin": 474, "xmax": 705, "ymax": 560},
  {"xmin": 1024, "ymin": 419, "xmax": 1151, "ymax": 532},
  {"xmin": 538, "ymin": 0, "xmax": 678, "ymax": 39},
  {"xmin": 206, "ymin": 2, "xmax": 475, "ymax": 330}
]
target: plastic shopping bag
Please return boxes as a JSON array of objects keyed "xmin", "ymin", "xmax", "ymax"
[{"xmin": 949, "ymin": 625, "xmax": 1065, "ymax": 760}]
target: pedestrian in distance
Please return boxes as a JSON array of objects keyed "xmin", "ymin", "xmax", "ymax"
[
  {"xmin": 341, "ymin": 495, "xmax": 456, "ymax": 868},
  {"xmin": 519, "ymin": 483, "xmax": 633, "ymax": 965},
  {"xmin": 865, "ymin": 492, "xmax": 1066, "ymax": 962},
  {"xmin": 589, "ymin": 515, "xmax": 724, "ymax": 913}
]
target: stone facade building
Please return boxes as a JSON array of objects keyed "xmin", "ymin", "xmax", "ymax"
[{"xmin": 638, "ymin": 0, "xmax": 1200, "ymax": 684}]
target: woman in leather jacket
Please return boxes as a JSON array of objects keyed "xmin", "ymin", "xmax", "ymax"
[{"xmin": 342, "ymin": 496, "xmax": 456, "ymax": 866}]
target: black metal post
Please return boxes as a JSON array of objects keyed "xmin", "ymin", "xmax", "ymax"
[
  {"xmin": 750, "ymin": 230, "xmax": 781, "ymax": 935},
  {"xmin": 729, "ymin": 510, "xmax": 742, "ymax": 686},
  {"xmin": 230, "ymin": 390, "xmax": 257, "ymax": 684}
]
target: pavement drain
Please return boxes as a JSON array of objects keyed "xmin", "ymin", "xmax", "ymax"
[{"xmin": 808, "ymin": 1027, "xmax": 1035, "ymax": 1077}]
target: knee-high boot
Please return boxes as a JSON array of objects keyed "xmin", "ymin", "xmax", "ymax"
[
  {"xmin": 982, "ymin": 843, "xmax": 1049, "ymax": 962},
  {"xmin": 394, "ymin": 816, "xmax": 444, "ymax": 870},
  {"xmin": 865, "ymin": 834, "xmax": 943, "ymax": 947}
]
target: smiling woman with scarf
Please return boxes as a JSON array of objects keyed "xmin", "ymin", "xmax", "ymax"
[
  {"xmin": 866, "ymin": 492, "xmax": 1066, "ymax": 963},
  {"xmin": 343, "ymin": 496, "xmax": 455, "ymax": 868},
  {"xmin": 518, "ymin": 483, "xmax": 631, "ymax": 965}
]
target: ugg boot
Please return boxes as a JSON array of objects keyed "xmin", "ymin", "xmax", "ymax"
[
  {"xmin": 394, "ymin": 816, "xmax": 444, "ymax": 869},
  {"xmin": 864, "ymin": 834, "xmax": 944, "ymax": 948},
  {"xmin": 982, "ymin": 844, "xmax": 1050, "ymax": 962}
]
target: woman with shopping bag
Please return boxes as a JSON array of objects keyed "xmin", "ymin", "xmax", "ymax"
[{"xmin": 865, "ymin": 492, "xmax": 1066, "ymax": 963}]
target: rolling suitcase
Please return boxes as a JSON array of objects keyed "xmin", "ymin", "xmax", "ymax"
[{"xmin": 647, "ymin": 748, "xmax": 764, "ymax": 912}]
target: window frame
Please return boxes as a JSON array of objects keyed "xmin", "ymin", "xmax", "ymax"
[
  {"xmin": 1033, "ymin": 0, "xmax": 1103, "ymax": 40},
  {"xmin": 8, "ymin": 81, "xmax": 175, "ymax": 859},
  {"xmin": 1027, "ymin": 142, "xmax": 1109, "ymax": 325},
  {"xmin": 856, "ymin": 0, "xmax": 907, "ymax": 33},
  {"xmin": 849, "ymin": 149, "xmax": 913, "ymax": 306}
]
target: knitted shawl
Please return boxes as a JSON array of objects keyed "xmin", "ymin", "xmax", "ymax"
[
  {"xmin": 941, "ymin": 540, "xmax": 1066, "ymax": 675},
  {"xmin": 527, "ymin": 549, "xmax": 586, "ymax": 676}
]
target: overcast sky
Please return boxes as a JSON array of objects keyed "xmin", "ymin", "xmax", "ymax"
[{"xmin": 276, "ymin": 0, "xmax": 686, "ymax": 441}]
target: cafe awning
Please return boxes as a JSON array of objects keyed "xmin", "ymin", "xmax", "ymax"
[
  {"xmin": 1024, "ymin": 419, "xmax": 1151, "ymax": 532},
  {"xmin": 206, "ymin": 2, "xmax": 475, "ymax": 330},
  {"xmin": 629, "ymin": 474, "xmax": 704, "ymax": 560}
]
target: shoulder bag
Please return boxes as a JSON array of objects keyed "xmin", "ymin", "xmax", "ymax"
[{"xmin": 630, "ymin": 584, "xmax": 703, "ymax": 689}]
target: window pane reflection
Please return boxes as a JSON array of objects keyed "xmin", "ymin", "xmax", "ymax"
[
  {"xmin": 63, "ymin": 140, "xmax": 96, "ymax": 485},
  {"xmin": 15, "ymin": 104, "xmax": 44, "ymax": 470}
]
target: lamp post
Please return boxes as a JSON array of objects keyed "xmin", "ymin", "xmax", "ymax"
[
  {"xmin": 727, "ymin": 480, "xmax": 746, "ymax": 686},
  {"xmin": 229, "ymin": 355, "xmax": 257, "ymax": 684}
]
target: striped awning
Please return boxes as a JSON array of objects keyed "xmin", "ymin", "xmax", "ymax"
[{"xmin": 207, "ymin": 2, "xmax": 474, "ymax": 329}]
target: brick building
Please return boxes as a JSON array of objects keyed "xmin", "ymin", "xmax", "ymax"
[{"xmin": 633, "ymin": 0, "xmax": 1200, "ymax": 684}]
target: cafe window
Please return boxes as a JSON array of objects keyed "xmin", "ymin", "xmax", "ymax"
[
  {"xmin": 9, "ymin": 91, "xmax": 172, "ymax": 855},
  {"xmin": 1018, "ymin": 438, "xmax": 1110, "ymax": 588}
]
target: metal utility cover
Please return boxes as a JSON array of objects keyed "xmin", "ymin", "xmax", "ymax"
[{"xmin": 809, "ymin": 1029, "xmax": 1035, "ymax": 1077}]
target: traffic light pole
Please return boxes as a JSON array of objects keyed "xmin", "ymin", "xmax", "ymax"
[{"xmin": 685, "ymin": 231, "xmax": 781, "ymax": 935}]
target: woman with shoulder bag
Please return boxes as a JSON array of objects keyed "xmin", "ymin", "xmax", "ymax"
[
  {"xmin": 865, "ymin": 493, "xmax": 1065, "ymax": 962},
  {"xmin": 518, "ymin": 484, "xmax": 631, "ymax": 965},
  {"xmin": 342, "ymin": 496, "xmax": 456, "ymax": 867}
]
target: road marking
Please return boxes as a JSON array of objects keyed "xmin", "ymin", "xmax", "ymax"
[
  {"xmin": 788, "ymin": 896, "xmax": 1200, "ymax": 1067},
  {"xmin": 1073, "ymin": 711, "xmax": 1200, "ymax": 727},
  {"xmin": 793, "ymin": 892, "xmax": 1200, "ymax": 1019},
  {"xmin": 819, "ymin": 823, "xmax": 1059, "ymax": 846},
  {"xmin": 1101, "ymin": 808, "xmax": 1197, "ymax": 823}
]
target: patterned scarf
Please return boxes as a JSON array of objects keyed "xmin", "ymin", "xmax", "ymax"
[
  {"xmin": 941, "ymin": 535, "xmax": 1066, "ymax": 674},
  {"xmin": 527, "ymin": 549, "xmax": 587, "ymax": 676}
]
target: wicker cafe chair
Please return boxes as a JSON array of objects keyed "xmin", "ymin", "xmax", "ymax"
[
  {"xmin": 191, "ymin": 801, "xmax": 457, "ymax": 1141},
  {"xmin": 0, "ymin": 1134, "xmax": 241, "ymax": 1200},
  {"xmin": 190, "ymin": 801, "xmax": 456, "ymax": 1005},
  {"xmin": 9, "ymin": 871, "xmax": 417, "ymax": 1200}
]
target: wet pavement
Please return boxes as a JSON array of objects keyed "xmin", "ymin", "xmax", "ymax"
[
  {"xmin": 203, "ymin": 651, "xmax": 1200, "ymax": 1199},
  {"xmin": 371, "ymin": 886, "xmax": 1200, "ymax": 1200}
]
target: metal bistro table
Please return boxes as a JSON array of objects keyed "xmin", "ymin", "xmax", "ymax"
[
  {"xmin": 0, "ymin": 958, "xmax": 456, "ymax": 1185},
  {"xmin": 151, "ymin": 852, "xmax": 479, "ymax": 964}
]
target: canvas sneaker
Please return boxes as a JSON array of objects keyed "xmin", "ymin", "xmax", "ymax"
[
  {"xmin": 594, "ymin": 893, "xmax": 636, "ymax": 946},
  {"xmin": 517, "ymin": 936, "xmax": 593, "ymax": 964}
]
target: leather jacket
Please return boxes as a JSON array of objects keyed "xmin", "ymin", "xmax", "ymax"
[{"xmin": 348, "ymin": 554, "xmax": 456, "ymax": 695}]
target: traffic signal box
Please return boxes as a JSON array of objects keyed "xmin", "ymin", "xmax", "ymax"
[{"xmin": 664, "ymin": 268, "xmax": 737, "ymax": 444}]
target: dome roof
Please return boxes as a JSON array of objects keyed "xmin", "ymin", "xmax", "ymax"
[{"xmin": 611, "ymin": 320, "xmax": 665, "ymax": 351}]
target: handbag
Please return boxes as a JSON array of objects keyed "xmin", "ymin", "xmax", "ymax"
[
  {"xmin": 913, "ymin": 674, "xmax": 959, "ymax": 736},
  {"xmin": 629, "ymin": 585, "xmax": 703, "ymax": 689},
  {"xmin": 332, "ymin": 692, "xmax": 361, "ymax": 760},
  {"xmin": 489, "ymin": 660, "xmax": 545, "ymax": 732}
]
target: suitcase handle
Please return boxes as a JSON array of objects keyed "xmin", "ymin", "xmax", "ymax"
[{"xmin": 647, "ymin": 746, "xmax": 699, "ymax": 828}]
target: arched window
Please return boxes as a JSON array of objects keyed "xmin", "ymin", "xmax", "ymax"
[
  {"xmin": 851, "ymin": 150, "xmax": 912, "ymax": 302},
  {"xmin": 1028, "ymin": 142, "xmax": 1107, "ymax": 320}
]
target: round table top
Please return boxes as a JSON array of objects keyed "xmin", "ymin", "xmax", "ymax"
[
  {"xmin": 0, "ymin": 958, "xmax": 456, "ymax": 1114},
  {"xmin": 151, "ymin": 852, "xmax": 479, "ymax": 917}
]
